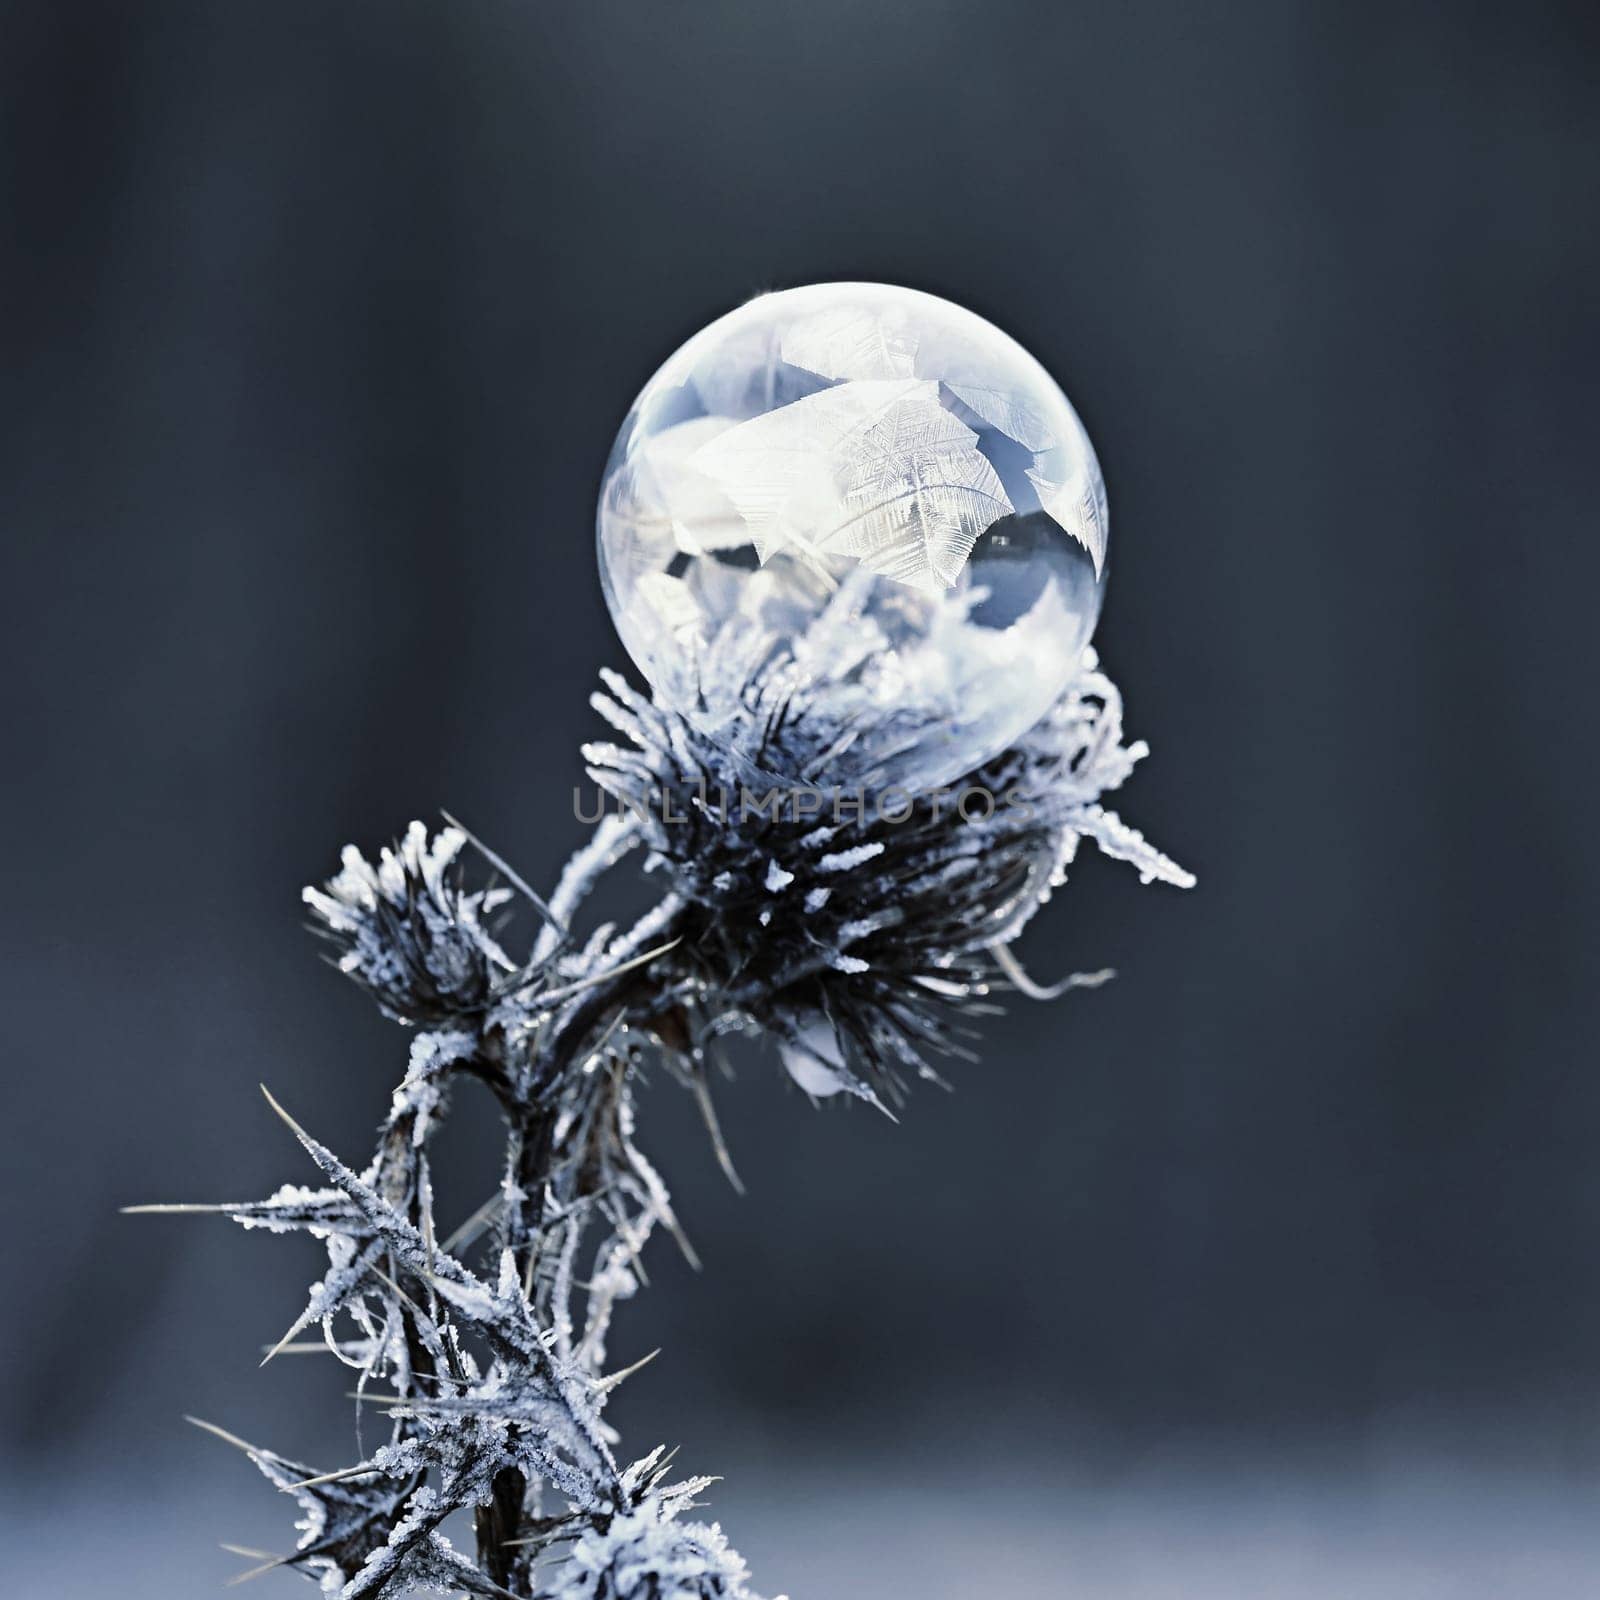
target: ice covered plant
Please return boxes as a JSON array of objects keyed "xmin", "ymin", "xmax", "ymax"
[{"xmin": 132, "ymin": 283, "xmax": 1191, "ymax": 1596}]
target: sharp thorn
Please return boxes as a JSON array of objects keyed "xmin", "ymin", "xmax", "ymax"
[
  {"xmin": 284, "ymin": 1464, "xmax": 380, "ymax": 1490},
  {"xmin": 441, "ymin": 1191, "xmax": 502, "ymax": 1255},
  {"xmin": 225, "ymin": 1555, "xmax": 290, "ymax": 1587},
  {"xmin": 688, "ymin": 1066, "xmax": 745, "ymax": 1195},
  {"xmin": 594, "ymin": 1348, "xmax": 660, "ymax": 1394},
  {"xmin": 258, "ymin": 1083, "xmax": 315, "ymax": 1149},
  {"xmin": 260, "ymin": 1313, "xmax": 313, "ymax": 1368},
  {"xmin": 519, "ymin": 937, "xmax": 682, "ymax": 1008},
  {"xmin": 185, "ymin": 1416, "xmax": 258, "ymax": 1455},
  {"xmin": 440, "ymin": 810, "xmax": 566, "ymax": 936}
]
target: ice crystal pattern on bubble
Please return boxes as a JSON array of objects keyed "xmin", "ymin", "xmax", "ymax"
[
  {"xmin": 692, "ymin": 378, "xmax": 1010, "ymax": 594},
  {"xmin": 598, "ymin": 283, "xmax": 1112, "ymax": 784}
]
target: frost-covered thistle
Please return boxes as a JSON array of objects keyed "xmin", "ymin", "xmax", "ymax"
[
  {"xmin": 131, "ymin": 661, "xmax": 1185, "ymax": 1598},
  {"xmin": 581, "ymin": 649, "xmax": 1189, "ymax": 1107},
  {"xmin": 132, "ymin": 284, "xmax": 1191, "ymax": 1597}
]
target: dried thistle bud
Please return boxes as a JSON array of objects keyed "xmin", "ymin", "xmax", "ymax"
[{"xmin": 303, "ymin": 821, "xmax": 515, "ymax": 1027}]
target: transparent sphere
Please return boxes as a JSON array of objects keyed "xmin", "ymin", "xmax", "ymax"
[{"xmin": 597, "ymin": 282, "xmax": 1108, "ymax": 786}]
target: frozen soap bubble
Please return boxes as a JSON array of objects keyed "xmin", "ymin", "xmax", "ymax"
[{"xmin": 596, "ymin": 282, "xmax": 1108, "ymax": 788}]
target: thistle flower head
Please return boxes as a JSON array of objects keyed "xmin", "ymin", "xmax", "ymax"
[
  {"xmin": 303, "ymin": 821, "xmax": 516, "ymax": 1026},
  {"xmin": 583, "ymin": 660, "xmax": 1191, "ymax": 1104}
]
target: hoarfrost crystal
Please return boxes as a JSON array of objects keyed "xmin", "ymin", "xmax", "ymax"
[{"xmin": 597, "ymin": 283, "xmax": 1109, "ymax": 787}]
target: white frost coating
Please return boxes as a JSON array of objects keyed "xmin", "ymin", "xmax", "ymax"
[
  {"xmin": 392, "ymin": 1030, "xmax": 475, "ymax": 1146},
  {"xmin": 534, "ymin": 811, "xmax": 640, "ymax": 964},
  {"xmin": 763, "ymin": 859, "xmax": 795, "ymax": 892},
  {"xmin": 550, "ymin": 1496, "xmax": 779, "ymax": 1600},
  {"xmin": 817, "ymin": 841, "xmax": 885, "ymax": 873}
]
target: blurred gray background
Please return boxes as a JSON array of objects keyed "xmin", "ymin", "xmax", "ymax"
[{"xmin": 5, "ymin": 0, "xmax": 1600, "ymax": 1593}]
